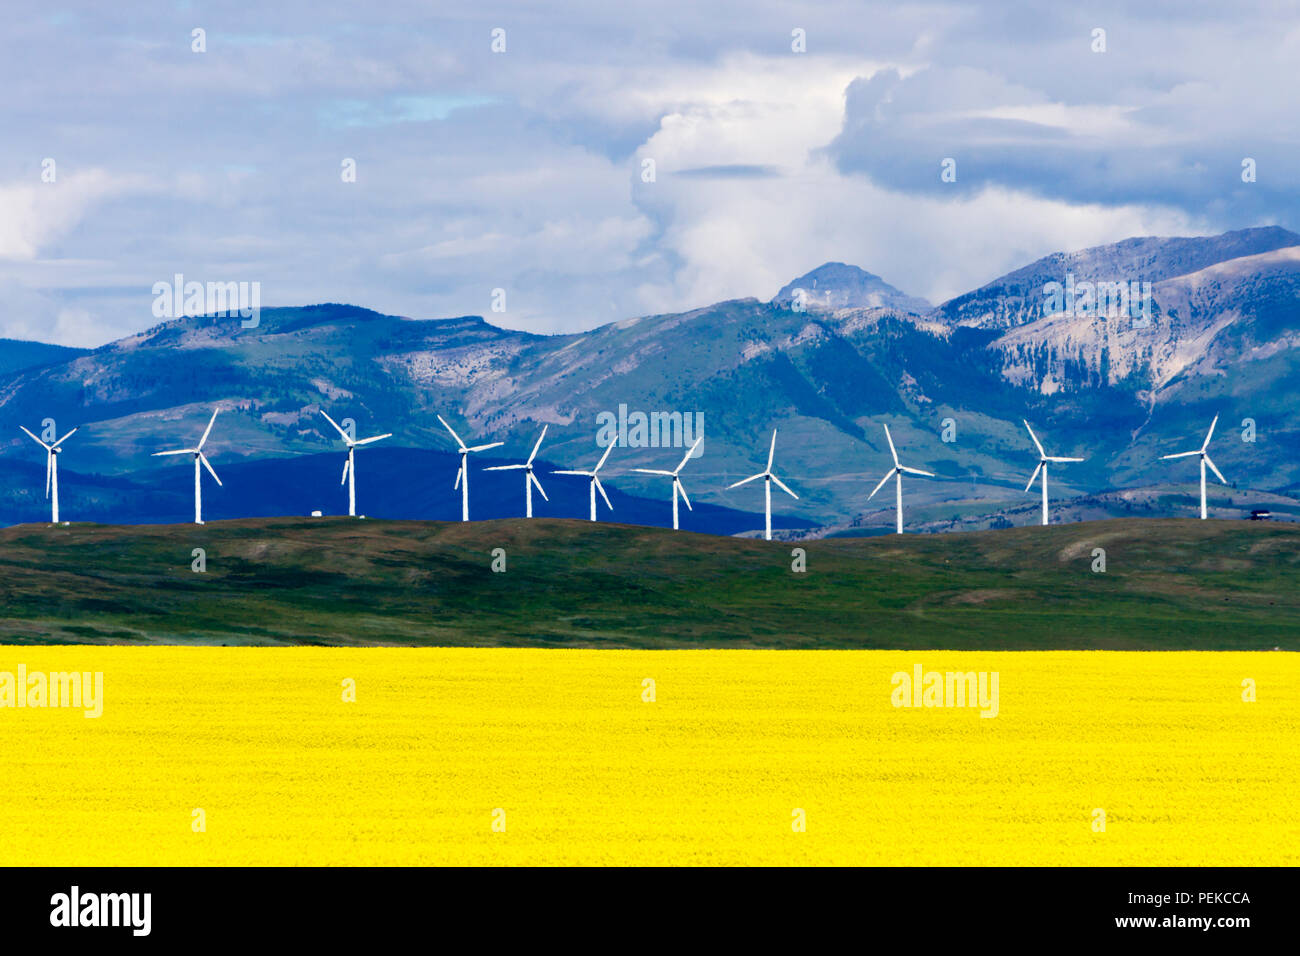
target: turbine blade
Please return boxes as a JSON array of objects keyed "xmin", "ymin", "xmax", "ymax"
[
  {"xmin": 676, "ymin": 479, "xmax": 692, "ymax": 511},
  {"xmin": 530, "ymin": 471, "xmax": 549, "ymax": 501},
  {"xmin": 527, "ymin": 425, "xmax": 548, "ymax": 465},
  {"xmin": 1047, "ymin": 456, "xmax": 1084, "ymax": 463},
  {"xmin": 454, "ymin": 465, "xmax": 463, "ymax": 490},
  {"xmin": 19, "ymin": 426, "xmax": 51, "ymax": 450},
  {"xmin": 1160, "ymin": 450, "xmax": 1200, "ymax": 460},
  {"xmin": 868, "ymin": 469, "xmax": 895, "ymax": 500},
  {"xmin": 52, "ymin": 426, "xmax": 79, "ymax": 448},
  {"xmin": 200, "ymin": 453, "xmax": 222, "ymax": 487},
  {"xmin": 883, "ymin": 423, "xmax": 899, "ymax": 466},
  {"xmin": 552, "ymin": 470, "xmax": 592, "ymax": 477},
  {"xmin": 632, "ymin": 468, "xmax": 675, "ymax": 476},
  {"xmin": 594, "ymin": 476, "xmax": 612, "ymax": 511},
  {"xmin": 766, "ymin": 430, "xmax": 777, "ymax": 471},
  {"xmin": 675, "ymin": 436, "xmax": 703, "ymax": 473},
  {"xmin": 353, "ymin": 433, "xmax": 392, "ymax": 446},
  {"xmin": 320, "ymin": 410, "xmax": 352, "ymax": 443},
  {"xmin": 485, "ymin": 464, "xmax": 527, "ymax": 471},
  {"xmin": 45, "ymin": 454, "xmax": 52, "ymax": 497},
  {"xmin": 468, "ymin": 442, "xmax": 503, "ymax": 453},
  {"xmin": 727, "ymin": 473, "xmax": 764, "ymax": 489},
  {"xmin": 198, "ymin": 408, "xmax": 220, "ymax": 450},
  {"xmin": 900, "ymin": 466, "xmax": 935, "ymax": 477},
  {"xmin": 1025, "ymin": 462, "xmax": 1043, "ymax": 493},
  {"xmin": 771, "ymin": 474, "xmax": 798, "ymax": 500},
  {"xmin": 1202, "ymin": 414, "xmax": 1219, "ymax": 451},
  {"xmin": 594, "ymin": 437, "xmax": 616, "ymax": 473},
  {"xmin": 341, "ymin": 456, "xmax": 351, "ymax": 484},
  {"xmin": 1204, "ymin": 455, "xmax": 1228, "ymax": 485},
  {"xmin": 1023, "ymin": 420, "xmax": 1045, "ymax": 457},
  {"xmin": 152, "ymin": 449, "xmax": 197, "ymax": 457},
  {"xmin": 436, "ymin": 414, "xmax": 466, "ymax": 451}
]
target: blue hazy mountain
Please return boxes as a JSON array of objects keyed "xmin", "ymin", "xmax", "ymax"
[
  {"xmin": 1, "ymin": 227, "xmax": 1297, "ymax": 532},
  {"xmin": 0, "ymin": 338, "xmax": 90, "ymax": 377}
]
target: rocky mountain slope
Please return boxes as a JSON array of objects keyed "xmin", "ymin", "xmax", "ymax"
[{"xmin": 1, "ymin": 228, "xmax": 1296, "ymax": 532}]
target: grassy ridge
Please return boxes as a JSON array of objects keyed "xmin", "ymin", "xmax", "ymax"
[{"xmin": 0, "ymin": 517, "xmax": 1296, "ymax": 648}]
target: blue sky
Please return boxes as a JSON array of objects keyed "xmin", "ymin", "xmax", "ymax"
[{"xmin": 1, "ymin": 0, "xmax": 1296, "ymax": 346}]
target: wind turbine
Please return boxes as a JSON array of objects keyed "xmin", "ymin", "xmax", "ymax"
[
  {"xmin": 19, "ymin": 424, "xmax": 78, "ymax": 524},
  {"xmin": 1023, "ymin": 420, "xmax": 1085, "ymax": 526},
  {"xmin": 727, "ymin": 429, "xmax": 798, "ymax": 540},
  {"xmin": 633, "ymin": 436, "xmax": 703, "ymax": 531},
  {"xmin": 1160, "ymin": 414, "xmax": 1228, "ymax": 520},
  {"xmin": 868, "ymin": 424, "xmax": 935, "ymax": 534},
  {"xmin": 437, "ymin": 414, "xmax": 503, "ymax": 521},
  {"xmin": 152, "ymin": 408, "xmax": 223, "ymax": 525},
  {"xmin": 553, "ymin": 437, "xmax": 617, "ymax": 522},
  {"xmin": 485, "ymin": 426, "xmax": 550, "ymax": 517},
  {"xmin": 320, "ymin": 410, "xmax": 392, "ymax": 517}
]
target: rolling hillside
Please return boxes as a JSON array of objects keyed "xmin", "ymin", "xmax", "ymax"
[{"xmin": 0, "ymin": 517, "xmax": 1295, "ymax": 649}]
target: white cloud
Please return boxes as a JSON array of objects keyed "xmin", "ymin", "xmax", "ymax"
[{"xmin": 0, "ymin": 170, "xmax": 121, "ymax": 261}]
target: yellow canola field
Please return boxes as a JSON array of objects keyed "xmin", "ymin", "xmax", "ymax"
[{"xmin": 0, "ymin": 648, "xmax": 1296, "ymax": 866}]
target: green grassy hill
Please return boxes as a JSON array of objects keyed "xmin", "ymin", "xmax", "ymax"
[{"xmin": 0, "ymin": 517, "xmax": 1295, "ymax": 649}]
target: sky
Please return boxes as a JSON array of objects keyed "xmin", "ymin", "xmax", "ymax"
[{"xmin": 2, "ymin": 0, "xmax": 1297, "ymax": 347}]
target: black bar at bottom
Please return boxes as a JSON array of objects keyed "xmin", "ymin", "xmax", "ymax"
[{"xmin": 0, "ymin": 866, "xmax": 1281, "ymax": 943}]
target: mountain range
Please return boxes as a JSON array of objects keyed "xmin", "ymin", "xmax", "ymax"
[{"xmin": 1, "ymin": 225, "xmax": 1297, "ymax": 534}]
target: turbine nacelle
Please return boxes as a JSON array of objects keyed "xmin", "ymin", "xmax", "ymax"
[
  {"xmin": 438, "ymin": 414, "xmax": 503, "ymax": 519},
  {"xmin": 554, "ymin": 436, "xmax": 617, "ymax": 520},
  {"xmin": 321, "ymin": 409, "xmax": 391, "ymax": 516},
  {"xmin": 867, "ymin": 424, "xmax": 935, "ymax": 534},
  {"xmin": 485, "ymin": 425, "xmax": 551, "ymax": 516},
  {"xmin": 1160, "ymin": 415, "xmax": 1229, "ymax": 519},
  {"xmin": 632, "ymin": 436, "xmax": 702, "ymax": 530},
  {"xmin": 20, "ymin": 424, "xmax": 79, "ymax": 520},
  {"xmin": 1022, "ymin": 420, "xmax": 1085, "ymax": 526},
  {"xmin": 726, "ymin": 430, "xmax": 799, "ymax": 540},
  {"xmin": 152, "ymin": 408, "xmax": 224, "ymax": 523}
]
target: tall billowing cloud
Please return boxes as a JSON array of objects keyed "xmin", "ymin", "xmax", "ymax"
[{"xmin": 0, "ymin": 2, "xmax": 1290, "ymax": 346}]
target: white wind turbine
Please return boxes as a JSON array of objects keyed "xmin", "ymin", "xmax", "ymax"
[
  {"xmin": 1023, "ymin": 420, "xmax": 1085, "ymax": 526},
  {"xmin": 553, "ymin": 437, "xmax": 617, "ymax": 522},
  {"xmin": 633, "ymin": 436, "xmax": 703, "ymax": 531},
  {"xmin": 485, "ymin": 426, "xmax": 550, "ymax": 518},
  {"xmin": 152, "ymin": 408, "xmax": 223, "ymax": 525},
  {"xmin": 868, "ymin": 424, "xmax": 935, "ymax": 534},
  {"xmin": 438, "ymin": 414, "xmax": 503, "ymax": 521},
  {"xmin": 19, "ymin": 424, "xmax": 79, "ymax": 524},
  {"xmin": 1160, "ymin": 414, "xmax": 1228, "ymax": 520},
  {"xmin": 320, "ymin": 410, "xmax": 392, "ymax": 517},
  {"xmin": 727, "ymin": 429, "xmax": 798, "ymax": 540}
]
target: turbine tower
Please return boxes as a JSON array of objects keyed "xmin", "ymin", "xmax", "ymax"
[
  {"xmin": 727, "ymin": 429, "xmax": 798, "ymax": 540},
  {"xmin": 1023, "ymin": 420, "xmax": 1085, "ymax": 526},
  {"xmin": 485, "ymin": 426, "xmax": 550, "ymax": 518},
  {"xmin": 1160, "ymin": 414, "xmax": 1228, "ymax": 520},
  {"xmin": 19, "ymin": 424, "xmax": 78, "ymax": 524},
  {"xmin": 152, "ymin": 408, "xmax": 223, "ymax": 525},
  {"xmin": 553, "ymin": 437, "xmax": 617, "ymax": 522},
  {"xmin": 320, "ymin": 410, "xmax": 392, "ymax": 517},
  {"xmin": 633, "ymin": 436, "xmax": 702, "ymax": 531},
  {"xmin": 438, "ymin": 414, "xmax": 503, "ymax": 521},
  {"xmin": 867, "ymin": 424, "xmax": 935, "ymax": 534}
]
